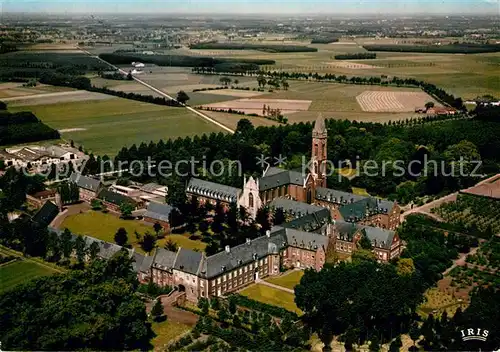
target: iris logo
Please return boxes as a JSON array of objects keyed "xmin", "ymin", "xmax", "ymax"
[{"xmin": 461, "ymin": 328, "xmax": 489, "ymax": 342}]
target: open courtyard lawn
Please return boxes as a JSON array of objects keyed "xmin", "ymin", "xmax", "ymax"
[
  {"xmin": 60, "ymin": 211, "xmax": 206, "ymax": 252},
  {"xmin": 265, "ymin": 270, "xmax": 304, "ymax": 290},
  {"xmin": 0, "ymin": 260, "xmax": 59, "ymax": 294},
  {"xmin": 10, "ymin": 98, "xmax": 223, "ymax": 155},
  {"xmin": 239, "ymin": 283, "xmax": 302, "ymax": 315},
  {"xmin": 151, "ymin": 320, "xmax": 190, "ymax": 351},
  {"xmin": 351, "ymin": 187, "xmax": 370, "ymax": 196}
]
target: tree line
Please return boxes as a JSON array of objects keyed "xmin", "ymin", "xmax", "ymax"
[
  {"xmin": 363, "ymin": 43, "xmax": 500, "ymax": 54},
  {"xmin": 189, "ymin": 41, "xmax": 318, "ymax": 53},
  {"xmin": 311, "ymin": 37, "xmax": 340, "ymax": 44},
  {"xmin": 334, "ymin": 53, "xmax": 377, "ymax": 60}
]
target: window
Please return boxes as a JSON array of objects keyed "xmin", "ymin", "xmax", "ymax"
[
  {"xmin": 264, "ymin": 257, "xmax": 268, "ymax": 264},
  {"xmin": 217, "ymin": 277, "xmax": 221, "ymax": 284},
  {"xmin": 314, "ymin": 144, "xmax": 318, "ymax": 156},
  {"xmin": 223, "ymin": 275, "xmax": 226, "ymax": 282},
  {"xmin": 244, "ymin": 266, "xmax": 248, "ymax": 272},
  {"xmin": 249, "ymin": 193, "xmax": 254, "ymax": 208}
]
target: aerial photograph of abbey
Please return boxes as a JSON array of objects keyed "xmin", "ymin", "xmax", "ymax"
[{"xmin": 0, "ymin": 0, "xmax": 499, "ymax": 351}]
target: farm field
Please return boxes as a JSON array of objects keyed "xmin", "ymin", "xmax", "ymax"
[
  {"xmin": 60, "ymin": 211, "xmax": 207, "ymax": 253},
  {"xmin": 200, "ymin": 110, "xmax": 279, "ymax": 130},
  {"xmin": 9, "ymin": 98, "xmax": 223, "ymax": 155},
  {"xmin": 239, "ymin": 283, "xmax": 302, "ymax": 315},
  {"xmin": 356, "ymin": 91, "xmax": 440, "ymax": 112},
  {"xmin": 265, "ymin": 270, "xmax": 304, "ymax": 289},
  {"xmin": 0, "ymin": 260, "xmax": 59, "ymax": 294},
  {"xmin": 200, "ymin": 98, "xmax": 312, "ymax": 115},
  {"xmin": 0, "ymin": 83, "xmax": 75, "ymax": 99},
  {"xmin": 4, "ymin": 90, "xmax": 114, "ymax": 106}
]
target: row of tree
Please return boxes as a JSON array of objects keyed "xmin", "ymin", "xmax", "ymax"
[
  {"xmin": 334, "ymin": 53, "xmax": 377, "ymax": 60},
  {"xmin": 0, "ymin": 110, "xmax": 60, "ymax": 145},
  {"xmin": 189, "ymin": 42, "xmax": 318, "ymax": 53},
  {"xmin": 363, "ymin": 43, "xmax": 500, "ymax": 54}
]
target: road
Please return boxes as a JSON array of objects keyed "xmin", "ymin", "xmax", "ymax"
[
  {"xmin": 442, "ymin": 245, "xmax": 481, "ymax": 276},
  {"xmin": 79, "ymin": 49, "xmax": 235, "ymax": 134}
]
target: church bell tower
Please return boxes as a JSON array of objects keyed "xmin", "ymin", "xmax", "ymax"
[{"xmin": 311, "ymin": 113, "xmax": 328, "ymax": 188}]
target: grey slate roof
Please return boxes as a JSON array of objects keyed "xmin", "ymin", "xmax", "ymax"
[
  {"xmin": 133, "ymin": 252, "xmax": 154, "ymax": 273},
  {"xmin": 144, "ymin": 202, "xmax": 174, "ymax": 222},
  {"xmin": 315, "ymin": 187, "xmax": 367, "ymax": 204},
  {"xmin": 282, "ymin": 210, "xmax": 330, "ymax": 233},
  {"xmin": 361, "ymin": 226, "xmax": 395, "ymax": 249},
  {"xmin": 32, "ymin": 201, "xmax": 59, "ymax": 227},
  {"xmin": 98, "ymin": 188, "xmax": 136, "ymax": 206},
  {"xmin": 339, "ymin": 197, "xmax": 395, "ymax": 222},
  {"xmin": 153, "ymin": 248, "xmax": 177, "ymax": 270},
  {"xmin": 173, "ymin": 248, "xmax": 203, "ymax": 275},
  {"xmin": 259, "ymin": 169, "xmax": 306, "ymax": 191},
  {"xmin": 69, "ymin": 172, "xmax": 102, "ymax": 192},
  {"xmin": 186, "ymin": 178, "xmax": 241, "ymax": 203},
  {"xmin": 202, "ymin": 231, "xmax": 288, "ymax": 279},
  {"xmin": 270, "ymin": 198, "xmax": 325, "ymax": 218},
  {"xmin": 279, "ymin": 226, "xmax": 329, "ymax": 250}
]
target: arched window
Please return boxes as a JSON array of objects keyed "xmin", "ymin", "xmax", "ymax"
[
  {"xmin": 314, "ymin": 143, "xmax": 319, "ymax": 157},
  {"xmin": 249, "ymin": 193, "xmax": 254, "ymax": 208}
]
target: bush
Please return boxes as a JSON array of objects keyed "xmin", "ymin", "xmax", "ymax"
[{"xmin": 229, "ymin": 294, "xmax": 298, "ymax": 320}]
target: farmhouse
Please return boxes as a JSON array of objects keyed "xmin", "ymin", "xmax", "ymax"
[
  {"xmin": 69, "ymin": 172, "xmax": 103, "ymax": 202},
  {"xmin": 426, "ymin": 106, "xmax": 457, "ymax": 116},
  {"xmin": 143, "ymin": 202, "xmax": 175, "ymax": 232},
  {"xmin": 27, "ymin": 189, "xmax": 58, "ymax": 209}
]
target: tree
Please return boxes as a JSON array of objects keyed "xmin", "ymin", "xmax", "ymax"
[
  {"xmin": 164, "ymin": 239, "xmax": 178, "ymax": 252},
  {"xmin": 409, "ymin": 323, "xmax": 420, "ymax": 348},
  {"xmin": 61, "ymin": 228, "xmax": 74, "ymax": 259},
  {"xmin": 120, "ymin": 202, "xmax": 134, "ymax": 219},
  {"xmin": 273, "ymin": 207, "xmax": 286, "ymax": 225},
  {"xmin": 228, "ymin": 296, "xmax": 237, "ymax": 315},
  {"xmin": 88, "ymin": 241, "xmax": 100, "ymax": 261},
  {"xmin": 176, "ymin": 90, "xmax": 190, "ymax": 105},
  {"xmin": 153, "ymin": 222, "xmax": 162, "ymax": 237},
  {"xmin": 255, "ymin": 206, "xmax": 271, "ymax": 234},
  {"xmin": 396, "ymin": 258, "xmax": 415, "ymax": 276},
  {"xmin": 114, "ymin": 227, "xmax": 128, "ymax": 246},
  {"xmin": 351, "ymin": 248, "xmax": 376, "ymax": 263},
  {"xmin": 357, "ymin": 232, "xmax": 372, "ymax": 250},
  {"xmin": 91, "ymin": 199, "xmax": 102, "ymax": 210},
  {"xmin": 389, "ymin": 335, "xmax": 402, "ymax": 352},
  {"xmin": 0, "ymin": 100, "xmax": 7, "ymax": 110},
  {"xmin": 219, "ymin": 76, "xmax": 231, "ymax": 86},
  {"xmin": 151, "ymin": 298, "xmax": 165, "ymax": 322},
  {"xmin": 218, "ymin": 305, "xmax": 229, "ymax": 322},
  {"xmin": 234, "ymin": 79, "xmax": 239, "ymax": 85},
  {"xmin": 74, "ymin": 235, "xmax": 87, "ymax": 263},
  {"xmin": 425, "ymin": 101, "xmax": 435, "ymax": 110},
  {"xmin": 282, "ymin": 80, "xmax": 289, "ymax": 90},
  {"xmin": 257, "ymin": 75, "xmax": 267, "ymax": 88},
  {"xmin": 197, "ymin": 297, "xmax": 210, "ymax": 316},
  {"xmin": 141, "ymin": 232, "xmax": 156, "ymax": 254}
]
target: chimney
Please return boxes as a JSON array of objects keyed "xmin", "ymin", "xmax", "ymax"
[
  {"xmin": 266, "ymin": 230, "xmax": 271, "ymax": 237},
  {"xmin": 225, "ymin": 245, "xmax": 230, "ymax": 253}
]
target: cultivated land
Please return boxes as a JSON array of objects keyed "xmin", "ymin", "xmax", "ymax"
[
  {"xmin": 60, "ymin": 211, "xmax": 207, "ymax": 253},
  {"xmin": 239, "ymin": 283, "xmax": 302, "ymax": 315},
  {"xmin": 265, "ymin": 270, "xmax": 304, "ymax": 289},
  {"xmin": 4, "ymin": 90, "xmax": 114, "ymax": 106},
  {"xmin": 0, "ymin": 83, "xmax": 75, "ymax": 99},
  {"xmin": 9, "ymin": 98, "xmax": 223, "ymax": 155},
  {"xmin": 201, "ymin": 110, "xmax": 279, "ymax": 130},
  {"xmin": 356, "ymin": 91, "xmax": 440, "ymax": 112},
  {"xmin": 200, "ymin": 98, "xmax": 312, "ymax": 115},
  {"xmin": 0, "ymin": 260, "xmax": 59, "ymax": 294}
]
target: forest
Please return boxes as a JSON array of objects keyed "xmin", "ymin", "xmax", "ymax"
[
  {"xmin": 362, "ymin": 43, "xmax": 500, "ymax": 54},
  {"xmin": 99, "ymin": 52, "xmax": 276, "ymax": 70},
  {"xmin": 0, "ymin": 111, "xmax": 60, "ymax": 145},
  {"xmin": 310, "ymin": 37, "xmax": 340, "ymax": 44},
  {"xmin": 188, "ymin": 42, "xmax": 318, "ymax": 53},
  {"xmin": 334, "ymin": 53, "xmax": 377, "ymax": 60}
]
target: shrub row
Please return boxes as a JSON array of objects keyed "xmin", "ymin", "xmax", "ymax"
[
  {"xmin": 334, "ymin": 53, "xmax": 377, "ymax": 60},
  {"xmin": 189, "ymin": 42, "xmax": 318, "ymax": 53},
  {"xmin": 363, "ymin": 43, "xmax": 500, "ymax": 54},
  {"xmin": 311, "ymin": 37, "xmax": 340, "ymax": 44}
]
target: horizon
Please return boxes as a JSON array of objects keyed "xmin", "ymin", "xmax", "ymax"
[{"xmin": 2, "ymin": 0, "xmax": 499, "ymax": 15}]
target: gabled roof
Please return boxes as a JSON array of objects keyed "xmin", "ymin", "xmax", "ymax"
[
  {"xmin": 202, "ymin": 231, "xmax": 287, "ymax": 279},
  {"xmin": 153, "ymin": 248, "xmax": 177, "ymax": 270},
  {"xmin": 259, "ymin": 169, "xmax": 306, "ymax": 191},
  {"xmin": 361, "ymin": 226, "xmax": 396, "ymax": 250},
  {"xmin": 32, "ymin": 201, "xmax": 59, "ymax": 227},
  {"xmin": 173, "ymin": 248, "xmax": 203, "ymax": 275},
  {"xmin": 315, "ymin": 187, "xmax": 367, "ymax": 204},
  {"xmin": 270, "ymin": 198, "xmax": 325, "ymax": 217},
  {"xmin": 281, "ymin": 227, "xmax": 329, "ymax": 250},
  {"xmin": 186, "ymin": 178, "xmax": 241, "ymax": 203},
  {"xmin": 339, "ymin": 197, "xmax": 395, "ymax": 221},
  {"xmin": 69, "ymin": 172, "xmax": 102, "ymax": 192},
  {"xmin": 144, "ymin": 202, "xmax": 174, "ymax": 222},
  {"xmin": 97, "ymin": 188, "xmax": 136, "ymax": 206},
  {"xmin": 133, "ymin": 252, "xmax": 154, "ymax": 273},
  {"xmin": 282, "ymin": 209, "xmax": 330, "ymax": 233}
]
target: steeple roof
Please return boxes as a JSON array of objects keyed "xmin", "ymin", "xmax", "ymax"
[{"xmin": 312, "ymin": 113, "xmax": 327, "ymax": 135}]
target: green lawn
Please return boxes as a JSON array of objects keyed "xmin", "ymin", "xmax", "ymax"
[
  {"xmin": 10, "ymin": 98, "xmax": 224, "ymax": 155},
  {"xmin": 265, "ymin": 270, "xmax": 304, "ymax": 290},
  {"xmin": 351, "ymin": 187, "xmax": 370, "ymax": 196},
  {"xmin": 0, "ymin": 260, "xmax": 58, "ymax": 294},
  {"xmin": 151, "ymin": 320, "xmax": 190, "ymax": 351},
  {"xmin": 61, "ymin": 211, "xmax": 206, "ymax": 253},
  {"xmin": 239, "ymin": 283, "xmax": 302, "ymax": 315}
]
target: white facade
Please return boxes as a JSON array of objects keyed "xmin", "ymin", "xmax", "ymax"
[{"xmin": 238, "ymin": 176, "xmax": 262, "ymax": 219}]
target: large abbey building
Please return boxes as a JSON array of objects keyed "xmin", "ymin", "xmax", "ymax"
[{"xmin": 132, "ymin": 114, "xmax": 404, "ymax": 302}]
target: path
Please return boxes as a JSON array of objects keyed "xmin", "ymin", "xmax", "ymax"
[
  {"xmin": 442, "ymin": 246, "xmax": 480, "ymax": 276},
  {"xmin": 400, "ymin": 192, "xmax": 457, "ymax": 222},
  {"xmin": 256, "ymin": 278, "xmax": 295, "ymax": 294},
  {"xmin": 146, "ymin": 291, "xmax": 198, "ymax": 326},
  {"xmin": 79, "ymin": 49, "xmax": 235, "ymax": 134}
]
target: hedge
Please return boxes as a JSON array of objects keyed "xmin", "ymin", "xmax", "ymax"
[{"xmin": 229, "ymin": 294, "xmax": 299, "ymax": 320}]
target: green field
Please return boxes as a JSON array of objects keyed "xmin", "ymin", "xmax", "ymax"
[
  {"xmin": 10, "ymin": 98, "xmax": 224, "ymax": 155},
  {"xmin": 61, "ymin": 211, "xmax": 206, "ymax": 253},
  {"xmin": 265, "ymin": 270, "xmax": 304, "ymax": 289},
  {"xmin": 239, "ymin": 283, "xmax": 302, "ymax": 315},
  {"xmin": 0, "ymin": 260, "xmax": 58, "ymax": 294},
  {"xmin": 151, "ymin": 320, "xmax": 191, "ymax": 350}
]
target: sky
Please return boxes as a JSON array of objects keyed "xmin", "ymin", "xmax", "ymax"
[{"xmin": 1, "ymin": 0, "xmax": 499, "ymax": 15}]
